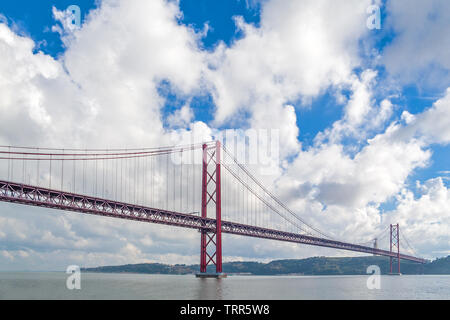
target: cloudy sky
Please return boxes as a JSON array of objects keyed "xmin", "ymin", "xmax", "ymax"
[{"xmin": 0, "ymin": 0, "xmax": 449, "ymax": 271}]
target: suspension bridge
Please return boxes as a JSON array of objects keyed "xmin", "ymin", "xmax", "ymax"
[{"xmin": 0, "ymin": 141, "xmax": 426, "ymax": 277}]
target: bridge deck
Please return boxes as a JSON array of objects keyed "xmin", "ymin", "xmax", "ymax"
[{"xmin": 0, "ymin": 180, "xmax": 426, "ymax": 264}]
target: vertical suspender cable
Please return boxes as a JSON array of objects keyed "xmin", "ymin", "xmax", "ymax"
[
  {"xmin": 180, "ymin": 150, "xmax": 183, "ymax": 212},
  {"xmin": 173, "ymin": 156, "xmax": 175, "ymax": 211},
  {"xmin": 151, "ymin": 156, "xmax": 154, "ymax": 205},
  {"xmin": 120, "ymin": 156, "xmax": 123, "ymax": 202},
  {"xmin": 22, "ymin": 152, "xmax": 25, "ymax": 183},
  {"xmin": 166, "ymin": 153, "xmax": 168, "ymax": 210},
  {"xmin": 95, "ymin": 155, "xmax": 98, "ymax": 197},
  {"xmin": 75, "ymin": 156, "xmax": 77, "ymax": 193},
  {"xmin": 115, "ymin": 157, "xmax": 118, "ymax": 201},
  {"xmin": 144, "ymin": 156, "xmax": 146, "ymax": 206},
  {"xmin": 83, "ymin": 149, "xmax": 86, "ymax": 194},
  {"xmin": 7, "ymin": 146, "xmax": 10, "ymax": 181},
  {"xmin": 102, "ymin": 157, "xmax": 105, "ymax": 197},
  {"xmin": 36, "ymin": 148, "xmax": 39, "ymax": 186},
  {"xmin": 49, "ymin": 154, "xmax": 52, "ymax": 188},
  {"xmin": 61, "ymin": 149, "xmax": 64, "ymax": 191},
  {"xmin": 192, "ymin": 149, "xmax": 195, "ymax": 213}
]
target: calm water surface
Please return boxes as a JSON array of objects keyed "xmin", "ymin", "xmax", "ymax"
[{"xmin": 0, "ymin": 273, "xmax": 448, "ymax": 300}]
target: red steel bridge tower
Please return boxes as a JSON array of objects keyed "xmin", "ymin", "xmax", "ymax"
[
  {"xmin": 389, "ymin": 223, "xmax": 401, "ymax": 275},
  {"xmin": 197, "ymin": 141, "xmax": 225, "ymax": 278}
]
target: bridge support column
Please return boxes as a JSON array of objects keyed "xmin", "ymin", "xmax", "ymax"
[
  {"xmin": 389, "ymin": 224, "xmax": 401, "ymax": 275},
  {"xmin": 197, "ymin": 141, "xmax": 226, "ymax": 278}
]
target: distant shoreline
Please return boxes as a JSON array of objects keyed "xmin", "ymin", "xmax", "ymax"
[{"xmin": 81, "ymin": 255, "xmax": 449, "ymax": 276}]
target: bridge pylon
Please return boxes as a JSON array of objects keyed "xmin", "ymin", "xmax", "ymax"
[
  {"xmin": 196, "ymin": 141, "xmax": 226, "ymax": 278},
  {"xmin": 389, "ymin": 223, "xmax": 401, "ymax": 275}
]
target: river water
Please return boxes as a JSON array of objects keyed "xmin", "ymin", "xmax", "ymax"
[{"xmin": 0, "ymin": 272, "xmax": 448, "ymax": 300}]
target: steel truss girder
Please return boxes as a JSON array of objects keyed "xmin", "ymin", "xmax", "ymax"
[
  {"xmin": 0, "ymin": 180, "xmax": 426, "ymax": 264},
  {"xmin": 220, "ymin": 220, "xmax": 425, "ymax": 263},
  {"xmin": 0, "ymin": 180, "xmax": 217, "ymax": 231}
]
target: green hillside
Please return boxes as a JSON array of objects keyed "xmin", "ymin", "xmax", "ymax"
[{"xmin": 82, "ymin": 255, "xmax": 449, "ymax": 275}]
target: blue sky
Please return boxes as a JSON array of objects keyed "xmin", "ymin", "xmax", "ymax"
[
  {"xmin": 0, "ymin": 0, "xmax": 261, "ymax": 55},
  {"xmin": 0, "ymin": 0, "xmax": 446, "ymax": 159},
  {"xmin": 0, "ymin": 0, "xmax": 98, "ymax": 56},
  {"xmin": 0, "ymin": 0, "xmax": 449, "ymax": 269}
]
